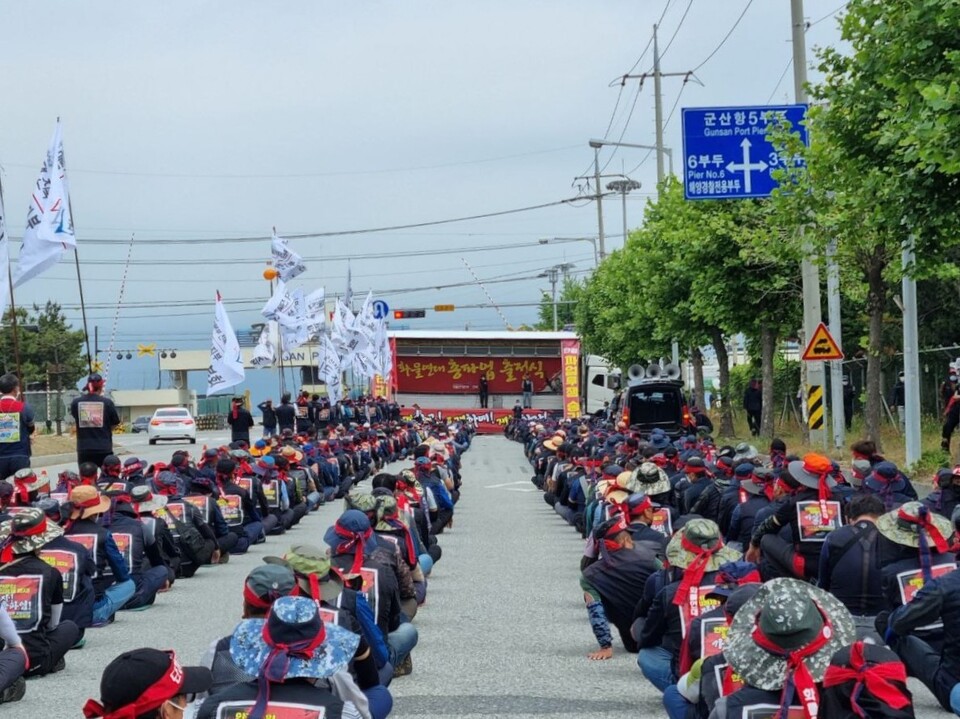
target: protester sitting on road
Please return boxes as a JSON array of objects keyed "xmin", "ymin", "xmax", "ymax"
[
  {"xmin": 0, "ymin": 606, "xmax": 27, "ymax": 705},
  {"xmin": 580, "ymin": 515, "xmax": 661, "ymax": 661},
  {"xmin": 200, "ymin": 563, "xmax": 381, "ymax": 717},
  {"xmin": 186, "ymin": 475, "xmax": 246, "ymax": 556},
  {"xmin": 0, "ymin": 507, "xmax": 80, "ymax": 676},
  {"xmin": 131, "ymin": 485, "xmax": 182, "ymax": 581},
  {"xmin": 326, "ymin": 510, "xmax": 417, "ymax": 678},
  {"xmin": 83, "ymin": 648, "xmax": 212, "ymax": 719},
  {"xmin": 922, "ymin": 465, "xmax": 960, "ymax": 518},
  {"xmin": 151, "ymin": 470, "xmax": 220, "ymax": 576},
  {"xmin": 817, "ymin": 494, "xmax": 885, "ymax": 628},
  {"xmin": 820, "ymin": 641, "xmax": 915, "ymax": 719},
  {"xmin": 196, "ymin": 596, "xmax": 363, "ymax": 719},
  {"xmin": 8, "ymin": 468, "xmax": 48, "ymax": 507},
  {"xmin": 725, "ymin": 467, "xmax": 774, "ymax": 549},
  {"xmin": 637, "ymin": 519, "xmax": 742, "ymax": 692},
  {"xmin": 747, "ymin": 453, "xmax": 846, "ymax": 581},
  {"xmin": 713, "ymin": 577, "xmax": 856, "ymax": 718},
  {"xmin": 64, "ymin": 485, "xmax": 136, "ymax": 626},
  {"xmin": 103, "ymin": 488, "xmax": 172, "ymax": 611}
]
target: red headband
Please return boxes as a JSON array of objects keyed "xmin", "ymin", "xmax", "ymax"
[
  {"xmin": 896, "ymin": 506, "xmax": 950, "ymax": 554},
  {"xmin": 822, "ymin": 642, "xmax": 910, "ymax": 718},
  {"xmin": 82, "ymin": 651, "xmax": 184, "ymax": 719},
  {"xmin": 801, "ymin": 455, "xmax": 834, "ymax": 526},
  {"xmin": 73, "ymin": 494, "xmax": 105, "ymax": 509},
  {"xmin": 243, "ymin": 580, "xmax": 299, "ymax": 611},
  {"xmin": 333, "ymin": 523, "xmax": 372, "ymax": 576},
  {"xmin": 13, "ymin": 516, "xmax": 48, "ymax": 538},
  {"xmin": 673, "ymin": 534, "xmax": 721, "ymax": 674},
  {"xmin": 751, "ymin": 603, "xmax": 833, "ymax": 719}
]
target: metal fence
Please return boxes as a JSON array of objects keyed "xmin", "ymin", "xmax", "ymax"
[{"xmin": 23, "ymin": 389, "xmax": 81, "ymax": 429}]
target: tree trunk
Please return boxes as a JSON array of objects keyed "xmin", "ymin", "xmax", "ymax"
[
  {"xmin": 690, "ymin": 347, "xmax": 706, "ymax": 410},
  {"xmin": 760, "ymin": 324, "xmax": 777, "ymax": 439},
  {"xmin": 711, "ymin": 329, "xmax": 736, "ymax": 437},
  {"xmin": 864, "ymin": 257, "xmax": 886, "ymax": 448}
]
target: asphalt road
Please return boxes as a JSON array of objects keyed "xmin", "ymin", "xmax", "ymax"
[{"xmin": 16, "ymin": 435, "xmax": 950, "ymax": 717}]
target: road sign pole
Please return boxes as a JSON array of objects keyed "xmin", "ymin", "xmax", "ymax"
[
  {"xmin": 791, "ymin": 0, "xmax": 826, "ymax": 448},
  {"xmin": 902, "ymin": 236, "xmax": 922, "ymax": 467},
  {"xmin": 653, "ymin": 24, "xmax": 665, "ymax": 186},
  {"xmin": 826, "ymin": 240, "xmax": 845, "ymax": 449}
]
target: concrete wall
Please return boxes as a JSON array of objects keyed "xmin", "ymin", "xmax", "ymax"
[{"xmin": 110, "ymin": 389, "xmax": 197, "ymax": 422}]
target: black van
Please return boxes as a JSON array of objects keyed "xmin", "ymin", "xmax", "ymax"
[{"xmin": 620, "ymin": 379, "xmax": 696, "ymax": 438}]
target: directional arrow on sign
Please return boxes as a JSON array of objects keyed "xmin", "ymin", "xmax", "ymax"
[{"xmin": 725, "ymin": 138, "xmax": 769, "ymax": 193}]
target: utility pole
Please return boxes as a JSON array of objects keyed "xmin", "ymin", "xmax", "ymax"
[
  {"xmin": 902, "ymin": 238, "xmax": 922, "ymax": 465},
  {"xmin": 826, "ymin": 240, "xmax": 845, "ymax": 448},
  {"xmin": 589, "ymin": 140, "xmax": 606, "ymax": 260},
  {"xmin": 547, "ymin": 266, "xmax": 559, "ymax": 331},
  {"xmin": 653, "ymin": 24, "xmax": 665, "ymax": 185},
  {"xmin": 792, "ymin": 0, "xmax": 826, "ymax": 448}
]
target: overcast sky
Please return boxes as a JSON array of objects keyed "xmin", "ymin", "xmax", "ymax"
[{"xmin": 0, "ymin": 0, "xmax": 846, "ymax": 391}]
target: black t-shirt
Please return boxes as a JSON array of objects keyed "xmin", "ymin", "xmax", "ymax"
[
  {"xmin": 70, "ymin": 393, "xmax": 120, "ymax": 452},
  {"xmin": 275, "ymin": 403, "xmax": 296, "ymax": 430}
]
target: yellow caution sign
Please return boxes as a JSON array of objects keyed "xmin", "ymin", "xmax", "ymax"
[
  {"xmin": 91, "ymin": 359, "xmax": 104, "ymax": 373},
  {"xmin": 807, "ymin": 385, "xmax": 824, "ymax": 430},
  {"xmin": 137, "ymin": 344, "xmax": 157, "ymax": 357}
]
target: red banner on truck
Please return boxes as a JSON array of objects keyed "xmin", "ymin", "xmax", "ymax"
[
  {"xmin": 398, "ymin": 407, "xmax": 561, "ymax": 434},
  {"xmin": 395, "ymin": 356, "xmax": 560, "ymax": 395}
]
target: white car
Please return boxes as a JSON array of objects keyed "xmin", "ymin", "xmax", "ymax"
[{"xmin": 147, "ymin": 407, "xmax": 197, "ymax": 445}]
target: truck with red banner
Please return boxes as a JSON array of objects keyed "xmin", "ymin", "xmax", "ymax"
[{"xmin": 385, "ymin": 330, "xmax": 618, "ymax": 433}]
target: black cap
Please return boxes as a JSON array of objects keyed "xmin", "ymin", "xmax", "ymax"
[
  {"xmin": 96, "ymin": 648, "xmax": 211, "ymax": 709},
  {"xmin": 102, "ymin": 454, "xmax": 121, "ymax": 467},
  {"xmin": 216, "ymin": 458, "xmax": 237, "ymax": 475}
]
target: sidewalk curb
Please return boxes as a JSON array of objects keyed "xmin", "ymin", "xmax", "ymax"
[{"xmin": 31, "ymin": 452, "xmax": 76, "ymax": 468}]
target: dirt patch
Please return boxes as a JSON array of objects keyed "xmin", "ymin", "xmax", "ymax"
[{"xmin": 32, "ymin": 434, "xmax": 76, "ymax": 457}]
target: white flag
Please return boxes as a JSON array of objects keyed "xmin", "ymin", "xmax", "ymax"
[
  {"xmin": 318, "ymin": 333, "xmax": 343, "ymax": 405},
  {"xmin": 14, "ymin": 121, "xmax": 77, "ymax": 287},
  {"xmin": 250, "ymin": 321, "xmax": 277, "ymax": 368},
  {"xmin": 262, "ymin": 281, "xmax": 302, "ymax": 329},
  {"xmin": 207, "ymin": 291, "xmax": 245, "ymax": 395},
  {"xmin": 305, "ymin": 287, "xmax": 326, "ymax": 338},
  {"xmin": 271, "ymin": 230, "xmax": 306, "ymax": 282},
  {"xmin": 0, "ymin": 185, "xmax": 9, "ymax": 322}
]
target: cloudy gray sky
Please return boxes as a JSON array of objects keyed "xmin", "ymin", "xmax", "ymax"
[{"xmin": 0, "ymin": 0, "xmax": 845, "ymax": 391}]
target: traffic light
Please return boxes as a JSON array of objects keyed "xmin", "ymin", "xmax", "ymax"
[{"xmin": 393, "ymin": 309, "xmax": 426, "ymax": 319}]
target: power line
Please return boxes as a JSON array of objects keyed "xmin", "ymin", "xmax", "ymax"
[
  {"xmin": 766, "ymin": 57, "xmax": 794, "ymax": 104},
  {"xmin": 659, "ymin": 0, "xmax": 694, "ymax": 60},
  {"xmin": 808, "ymin": 2, "xmax": 847, "ymax": 28},
  {"xmin": 692, "ymin": 0, "xmax": 755, "ymax": 72},
  {"xmin": 8, "ymin": 194, "xmax": 607, "ymax": 249},
  {"xmin": 623, "ymin": 80, "xmax": 688, "ymax": 176}
]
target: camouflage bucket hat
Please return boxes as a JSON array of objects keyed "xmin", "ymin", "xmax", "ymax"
[
  {"xmin": 375, "ymin": 494, "xmax": 400, "ymax": 528},
  {"xmin": 876, "ymin": 501, "xmax": 954, "ymax": 549},
  {"xmin": 631, "ymin": 461, "xmax": 671, "ymax": 496},
  {"xmin": 230, "ymin": 596, "xmax": 359, "ymax": 680},
  {"xmin": 725, "ymin": 577, "xmax": 855, "ymax": 692},
  {"xmin": 345, "ymin": 491, "xmax": 378, "ymax": 514},
  {"xmin": 665, "ymin": 518, "xmax": 742, "ymax": 570},
  {"xmin": 5, "ymin": 508, "xmax": 61, "ymax": 555},
  {"xmin": 263, "ymin": 544, "xmax": 341, "ymax": 604}
]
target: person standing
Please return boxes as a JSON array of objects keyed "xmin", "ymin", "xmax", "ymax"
[
  {"xmin": 521, "ymin": 374, "xmax": 534, "ymax": 409},
  {"xmin": 274, "ymin": 392, "xmax": 296, "ymax": 435},
  {"xmin": 891, "ymin": 373, "xmax": 906, "ymax": 433},
  {"xmin": 227, "ymin": 397, "xmax": 254, "ymax": 445},
  {"xmin": 0, "ymin": 373, "xmax": 35, "ymax": 479},
  {"xmin": 742, "ymin": 378, "xmax": 762, "ymax": 437},
  {"xmin": 257, "ymin": 398, "xmax": 276, "ymax": 437},
  {"xmin": 941, "ymin": 371, "xmax": 958, "ymax": 411},
  {"xmin": 478, "ymin": 376, "xmax": 489, "ymax": 409},
  {"xmin": 69, "ymin": 373, "xmax": 120, "ymax": 467},
  {"xmin": 843, "ymin": 375, "xmax": 855, "ymax": 430}
]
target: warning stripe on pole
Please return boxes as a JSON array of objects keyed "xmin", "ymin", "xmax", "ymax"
[{"xmin": 808, "ymin": 385, "xmax": 824, "ymax": 430}]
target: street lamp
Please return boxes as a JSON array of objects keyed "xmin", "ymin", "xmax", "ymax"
[
  {"xmin": 538, "ymin": 237, "xmax": 599, "ymax": 267},
  {"xmin": 538, "ymin": 263, "xmax": 576, "ymax": 331},
  {"xmin": 606, "ymin": 179, "xmax": 642, "ymax": 244}
]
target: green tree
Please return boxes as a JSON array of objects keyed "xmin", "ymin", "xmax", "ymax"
[
  {"xmin": 0, "ymin": 302, "xmax": 87, "ymax": 389},
  {"xmin": 535, "ymin": 278, "xmax": 583, "ymax": 331},
  {"xmin": 768, "ymin": 0, "xmax": 960, "ymax": 444}
]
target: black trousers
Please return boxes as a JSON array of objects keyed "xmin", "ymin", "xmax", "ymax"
[
  {"xmin": 77, "ymin": 449, "xmax": 112, "ymax": 467},
  {"xmin": 0, "ymin": 456, "xmax": 30, "ymax": 480},
  {"xmin": 23, "ymin": 621, "xmax": 79, "ymax": 677},
  {"xmin": 0, "ymin": 647, "xmax": 25, "ymax": 692},
  {"xmin": 746, "ymin": 410, "xmax": 762, "ymax": 436}
]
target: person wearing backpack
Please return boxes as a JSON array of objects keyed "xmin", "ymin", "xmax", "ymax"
[
  {"xmin": 817, "ymin": 494, "xmax": 885, "ymax": 638},
  {"xmin": 130, "ymin": 485, "xmax": 181, "ymax": 583},
  {"xmin": 64, "ymin": 486, "xmax": 136, "ymax": 626},
  {"xmin": 151, "ymin": 471, "xmax": 219, "ymax": 577}
]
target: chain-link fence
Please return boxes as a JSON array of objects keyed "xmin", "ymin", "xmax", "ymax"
[{"xmin": 22, "ymin": 389, "xmax": 81, "ymax": 431}]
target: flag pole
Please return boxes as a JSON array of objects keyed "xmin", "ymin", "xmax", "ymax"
[
  {"xmin": 62, "ymin": 125, "xmax": 92, "ymax": 375},
  {"xmin": 0, "ymin": 177, "xmax": 22, "ymax": 381}
]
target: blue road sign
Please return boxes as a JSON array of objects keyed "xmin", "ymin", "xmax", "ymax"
[
  {"xmin": 681, "ymin": 104, "xmax": 808, "ymax": 200},
  {"xmin": 372, "ymin": 299, "xmax": 389, "ymax": 320}
]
